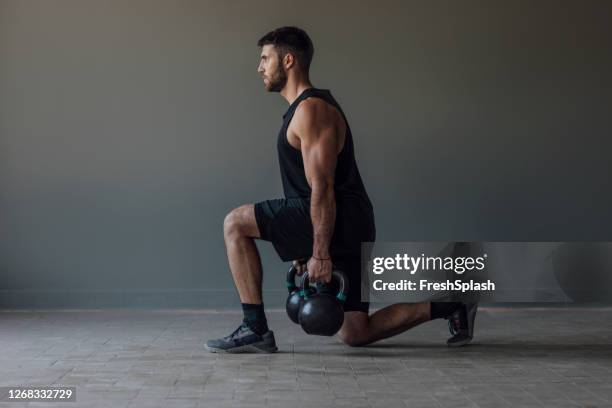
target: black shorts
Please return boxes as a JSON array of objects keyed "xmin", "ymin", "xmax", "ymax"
[{"xmin": 254, "ymin": 197, "xmax": 375, "ymax": 313}]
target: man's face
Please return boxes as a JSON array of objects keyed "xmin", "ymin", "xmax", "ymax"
[{"xmin": 258, "ymin": 44, "xmax": 287, "ymax": 92}]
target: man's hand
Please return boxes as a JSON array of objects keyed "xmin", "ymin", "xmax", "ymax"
[
  {"xmin": 306, "ymin": 257, "xmax": 332, "ymax": 283},
  {"xmin": 292, "ymin": 259, "xmax": 308, "ymax": 276}
]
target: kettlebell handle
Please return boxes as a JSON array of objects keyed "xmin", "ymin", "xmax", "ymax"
[
  {"xmin": 286, "ymin": 265, "xmax": 298, "ymax": 293},
  {"xmin": 332, "ymin": 270, "xmax": 349, "ymax": 302},
  {"xmin": 299, "ymin": 269, "xmax": 350, "ymax": 303}
]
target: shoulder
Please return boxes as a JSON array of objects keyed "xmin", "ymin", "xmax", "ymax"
[{"xmin": 292, "ymin": 97, "xmax": 341, "ymax": 132}]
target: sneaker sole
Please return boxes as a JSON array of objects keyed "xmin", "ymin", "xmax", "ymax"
[
  {"xmin": 447, "ymin": 336, "xmax": 473, "ymax": 347},
  {"xmin": 205, "ymin": 342, "xmax": 278, "ymax": 354}
]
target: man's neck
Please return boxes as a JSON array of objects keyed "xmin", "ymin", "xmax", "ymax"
[{"xmin": 281, "ymin": 79, "xmax": 314, "ymax": 105}]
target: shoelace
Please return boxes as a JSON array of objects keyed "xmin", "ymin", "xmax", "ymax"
[{"xmin": 225, "ymin": 323, "xmax": 249, "ymax": 341}]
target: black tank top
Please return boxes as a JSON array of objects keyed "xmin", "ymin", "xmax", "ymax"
[{"xmin": 277, "ymin": 87, "xmax": 374, "ymax": 213}]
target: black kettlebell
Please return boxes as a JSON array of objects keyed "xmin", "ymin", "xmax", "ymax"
[
  {"xmin": 285, "ymin": 264, "xmax": 315, "ymax": 324},
  {"xmin": 298, "ymin": 270, "xmax": 349, "ymax": 336}
]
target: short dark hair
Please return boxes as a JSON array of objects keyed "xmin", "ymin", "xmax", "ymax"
[{"xmin": 257, "ymin": 26, "xmax": 314, "ymax": 73}]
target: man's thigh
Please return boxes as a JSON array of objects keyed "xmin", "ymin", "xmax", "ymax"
[{"xmin": 253, "ymin": 198, "xmax": 313, "ymax": 262}]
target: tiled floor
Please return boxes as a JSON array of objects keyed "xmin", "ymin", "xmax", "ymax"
[{"xmin": 1, "ymin": 308, "xmax": 611, "ymax": 408}]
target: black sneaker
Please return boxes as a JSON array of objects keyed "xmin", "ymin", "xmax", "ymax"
[
  {"xmin": 205, "ymin": 323, "xmax": 278, "ymax": 353},
  {"xmin": 446, "ymin": 303, "xmax": 478, "ymax": 347}
]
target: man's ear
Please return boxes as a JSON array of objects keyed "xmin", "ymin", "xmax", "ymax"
[{"xmin": 283, "ymin": 52, "xmax": 295, "ymax": 70}]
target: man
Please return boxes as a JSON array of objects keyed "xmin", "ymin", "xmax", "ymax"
[{"xmin": 205, "ymin": 27, "xmax": 477, "ymax": 353}]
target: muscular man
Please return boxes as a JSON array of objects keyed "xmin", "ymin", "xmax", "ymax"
[{"xmin": 205, "ymin": 27, "xmax": 476, "ymax": 353}]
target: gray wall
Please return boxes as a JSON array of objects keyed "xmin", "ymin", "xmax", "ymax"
[{"xmin": 1, "ymin": 0, "xmax": 611, "ymax": 308}]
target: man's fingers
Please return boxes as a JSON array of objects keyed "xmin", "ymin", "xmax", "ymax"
[{"xmin": 293, "ymin": 259, "xmax": 307, "ymax": 275}]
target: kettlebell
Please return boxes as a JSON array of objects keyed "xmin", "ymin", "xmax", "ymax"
[
  {"xmin": 285, "ymin": 264, "xmax": 315, "ymax": 324},
  {"xmin": 298, "ymin": 270, "xmax": 349, "ymax": 336}
]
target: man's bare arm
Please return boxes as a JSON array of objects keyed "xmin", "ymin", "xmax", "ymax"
[{"xmin": 292, "ymin": 99, "xmax": 341, "ymax": 279}]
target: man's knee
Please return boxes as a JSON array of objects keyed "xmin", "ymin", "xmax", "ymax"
[
  {"xmin": 337, "ymin": 312, "xmax": 370, "ymax": 347},
  {"xmin": 224, "ymin": 204, "xmax": 258, "ymax": 239},
  {"xmin": 223, "ymin": 209, "xmax": 239, "ymax": 239},
  {"xmin": 337, "ymin": 329, "xmax": 368, "ymax": 347}
]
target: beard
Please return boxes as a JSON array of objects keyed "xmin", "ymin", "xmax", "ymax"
[{"xmin": 265, "ymin": 66, "xmax": 287, "ymax": 92}]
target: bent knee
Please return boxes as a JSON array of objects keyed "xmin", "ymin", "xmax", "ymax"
[
  {"xmin": 223, "ymin": 210, "xmax": 240, "ymax": 238},
  {"xmin": 337, "ymin": 328, "xmax": 369, "ymax": 347},
  {"xmin": 337, "ymin": 312, "xmax": 371, "ymax": 347},
  {"xmin": 223, "ymin": 204, "xmax": 257, "ymax": 239}
]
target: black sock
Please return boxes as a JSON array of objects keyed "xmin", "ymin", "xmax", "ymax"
[
  {"xmin": 430, "ymin": 302, "xmax": 461, "ymax": 320},
  {"xmin": 241, "ymin": 303, "xmax": 269, "ymax": 335}
]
